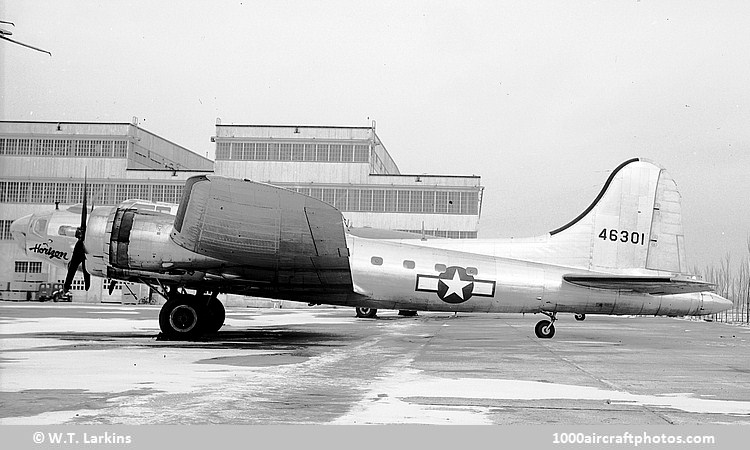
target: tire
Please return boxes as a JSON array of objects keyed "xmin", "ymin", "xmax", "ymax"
[
  {"xmin": 574, "ymin": 314, "xmax": 586, "ymax": 321},
  {"xmin": 355, "ymin": 307, "xmax": 377, "ymax": 318},
  {"xmin": 205, "ymin": 297, "xmax": 225, "ymax": 333},
  {"xmin": 535, "ymin": 320, "xmax": 555, "ymax": 339},
  {"xmin": 159, "ymin": 299, "xmax": 205, "ymax": 340}
]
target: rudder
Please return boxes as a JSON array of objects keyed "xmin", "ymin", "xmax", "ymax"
[{"xmin": 549, "ymin": 159, "xmax": 686, "ymax": 273}]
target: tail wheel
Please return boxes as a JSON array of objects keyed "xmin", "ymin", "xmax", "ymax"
[
  {"xmin": 574, "ymin": 313, "xmax": 586, "ymax": 321},
  {"xmin": 535, "ymin": 320, "xmax": 555, "ymax": 339},
  {"xmin": 355, "ymin": 307, "xmax": 377, "ymax": 318},
  {"xmin": 159, "ymin": 299, "xmax": 204, "ymax": 340},
  {"xmin": 205, "ymin": 296, "xmax": 225, "ymax": 333}
]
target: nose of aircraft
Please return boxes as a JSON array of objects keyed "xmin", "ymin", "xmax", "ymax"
[
  {"xmin": 701, "ymin": 292, "xmax": 733, "ymax": 315},
  {"xmin": 10, "ymin": 214, "xmax": 32, "ymax": 253}
]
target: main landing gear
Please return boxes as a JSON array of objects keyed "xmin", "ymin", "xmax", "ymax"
[
  {"xmin": 535, "ymin": 311, "xmax": 557, "ymax": 339},
  {"xmin": 355, "ymin": 307, "xmax": 378, "ymax": 318},
  {"xmin": 158, "ymin": 288, "xmax": 225, "ymax": 340}
]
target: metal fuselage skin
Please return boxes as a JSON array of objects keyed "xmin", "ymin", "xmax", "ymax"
[
  {"xmin": 11, "ymin": 204, "xmax": 729, "ymax": 318},
  {"xmin": 11, "ymin": 159, "xmax": 733, "ymax": 320},
  {"xmin": 345, "ymin": 236, "xmax": 730, "ymax": 317}
]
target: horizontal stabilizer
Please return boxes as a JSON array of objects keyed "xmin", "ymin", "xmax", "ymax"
[{"xmin": 563, "ymin": 274, "xmax": 715, "ymax": 295}]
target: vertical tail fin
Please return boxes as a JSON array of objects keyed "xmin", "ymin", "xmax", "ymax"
[{"xmin": 549, "ymin": 158, "xmax": 686, "ymax": 273}]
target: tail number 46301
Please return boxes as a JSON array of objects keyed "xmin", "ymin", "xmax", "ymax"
[{"xmin": 598, "ymin": 228, "xmax": 645, "ymax": 245}]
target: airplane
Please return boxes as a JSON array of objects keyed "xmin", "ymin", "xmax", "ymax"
[
  {"xmin": 0, "ymin": 21, "xmax": 52, "ymax": 56},
  {"xmin": 9, "ymin": 158, "xmax": 732, "ymax": 339}
]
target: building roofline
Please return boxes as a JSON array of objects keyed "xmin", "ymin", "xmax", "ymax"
[
  {"xmin": 133, "ymin": 127, "xmax": 214, "ymax": 164},
  {"xmin": 0, "ymin": 120, "xmax": 132, "ymax": 126},
  {"xmin": 369, "ymin": 173, "xmax": 481, "ymax": 179},
  {"xmin": 215, "ymin": 124, "xmax": 373, "ymax": 130},
  {"xmin": 1, "ymin": 120, "xmax": 214, "ymax": 165},
  {"xmin": 126, "ymin": 168, "xmax": 214, "ymax": 173}
]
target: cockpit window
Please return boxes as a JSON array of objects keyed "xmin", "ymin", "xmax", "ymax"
[
  {"xmin": 58, "ymin": 225, "xmax": 78, "ymax": 237},
  {"xmin": 32, "ymin": 219, "xmax": 48, "ymax": 236}
]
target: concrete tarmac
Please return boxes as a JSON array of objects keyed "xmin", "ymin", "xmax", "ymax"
[{"xmin": 1, "ymin": 302, "xmax": 749, "ymax": 425}]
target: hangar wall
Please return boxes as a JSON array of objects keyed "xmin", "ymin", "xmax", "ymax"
[{"xmin": 0, "ymin": 120, "xmax": 483, "ymax": 303}]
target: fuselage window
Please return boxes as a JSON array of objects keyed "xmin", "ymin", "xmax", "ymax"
[
  {"xmin": 32, "ymin": 218, "xmax": 48, "ymax": 236},
  {"xmin": 403, "ymin": 260, "xmax": 415, "ymax": 269},
  {"xmin": 466, "ymin": 267, "xmax": 478, "ymax": 276},
  {"xmin": 371, "ymin": 256, "xmax": 383, "ymax": 266},
  {"xmin": 435, "ymin": 263, "xmax": 446, "ymax": 272}
]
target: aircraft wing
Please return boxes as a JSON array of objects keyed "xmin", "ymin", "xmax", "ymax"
[
  {"xmin": 562, "ymin": 274, "xmax": 716, "ymax": 295},
  {"xmin": 171, "ymin": 175, "xmax": 352, "ymax": 289}
]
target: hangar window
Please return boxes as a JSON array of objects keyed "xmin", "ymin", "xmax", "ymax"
[
  {"xmin": 371, "ymin": 190, "xmax": 385, "ymax": 212},
  {"xmin": 347, "ymin": 189, "xmax": 360, "ymax": 211},
  {"xmin": 403, "ymin": 260, "xmax": 415, "ymax": 269},
  {"xmin": 16, "ymin": 139, "xmax": 31, "ymax": 155},
  {"xmin": 435, "ymin": 192, "xmax": 448, "ymax": 213},
  {"xmin": 410, "ymin": 191, "xmax": 423, "ymax": 213},
  {"xmin": 14, "ymin": 261, "xmax": 28, "ymax": 273},
  {"xmin": 370, "ymin": 256, "xmax": 383, "ymax": 266},
  {"xmin": 303, "ymin": 144, "xmax": 316, "ymax": 161},
  {"xmin": 100, "ymin": 140, "xmax": 113, "ymax": 157},
  {"xmin": 75, "ymin": 140, "xmax": 90, "ymax": 157},
  {"xmin": 0, "ymin": 220, "xmax": 13, "ymax": 240},
  {"xmin": 255, "ymin": 143, "xmax": 268, "ymax": 160},
  {"xmin": 360, "ymin": 190, "xmax": 373, "ymax": 211},
  {"xmin": 216, "ymin": 142, "xmax": 230, "ymax": 160},
  {"xmin": 315, "ymin": 144, "xmax": 329, "ymax": 161},
  {"xmin": 29, "ymin": 262, "xmax": 42, "ymax": 273},
  {"xmin": 268, "ymin": 143, "xmax": 280, "ymax": 160},
  {"xmin": 396, "ymin": 190, "xmax": 410, "ymax": 213},
  {"xmin": 354, "ymin": 145, "xmax": 369, "ymax": 162},
  {"xmin": 334, "ymin": 189, "xmax": 347, "ymax": 210},
  {"xmin": 341, "ymin": 144, "xmax": 353, "ymax": 162},
  {"xmin": 4, "ymin": 139, "xmax": 17, "ymax": 155},
  {"xmin": 279, "ymin": 143, "xmax": 292, "ymax": 160},
  {"xmin": 292, "ymin": 144, "xmax": 304, "ymax": 161},
  {"xmin": 114, "ymin": 140, "xmax": 128, "ymax": 158},
  {"xmin": 329, "ymin": 144, "xmax": 342, "ymax": 162},
  {"xmin": 384, "ymin": 191, "xmax": 396, "ymax": 212}
]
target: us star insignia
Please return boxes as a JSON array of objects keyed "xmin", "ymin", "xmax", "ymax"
[{"xmin": 415, "ymin": 266, "xmax": 496, "ymax": 304}]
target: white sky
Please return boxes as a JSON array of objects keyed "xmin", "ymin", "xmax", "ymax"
[{"xmin": 2, "ymin": 0, "xmax": 749, "ymax": 269}]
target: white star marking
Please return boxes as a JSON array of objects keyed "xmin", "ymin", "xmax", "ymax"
[{"xmin": 440, "ymin": 270, "xmax": 472, "ymax": 300}]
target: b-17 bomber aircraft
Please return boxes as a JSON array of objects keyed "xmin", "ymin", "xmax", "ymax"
[{"xmin": 10, "ymin": 158, "xmax": 732, "ymax": 339}]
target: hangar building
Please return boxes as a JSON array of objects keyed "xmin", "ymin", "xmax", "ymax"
[{"xmin": 0, "ymin": 120, "xmax": 483, "ymax": 303}]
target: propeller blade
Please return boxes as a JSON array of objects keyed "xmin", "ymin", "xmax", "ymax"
[
  {"xmin": 63, "ymin": 242, "xmax": 84, "ymax": 292},
  {"xmin": 80, "ymin": 171, "xmax": 87, "ymax": 239},
  {"xmin": 64, "ymin": 172, "xmax": 91, "ymax": 292}
]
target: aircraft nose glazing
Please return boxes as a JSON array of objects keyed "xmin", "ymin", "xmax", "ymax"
[{"xmin": 10, "ymin": 214, "xmax": 32, "ymax": 253}]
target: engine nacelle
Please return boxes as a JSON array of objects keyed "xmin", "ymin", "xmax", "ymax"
[{"xmin": 84, "ymin": 202, "xmax": 225, "ymax": 283}]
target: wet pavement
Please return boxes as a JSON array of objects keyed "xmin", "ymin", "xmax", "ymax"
[{"xmin": 1, "ymin": 302, "xmax": 749, "ymax": 425}]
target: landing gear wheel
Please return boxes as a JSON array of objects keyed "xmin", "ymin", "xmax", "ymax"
[
  {"xmin": 205, "ymin": 297, "xmax": 225, "ymax": 333},
  {"xmin": 159, "ymin": 299, "xmax": 205, "ymax": 340},
  {"xmin": 535, "ymin": 320, "xmax": 555, "ymax": 339},
  {"xmin": 355, "ymin": 307, "xmax": 377, "ymax": 318},
  {"xmin": 398, "ymin": 310, "xmax": 418, "ymax": 317},
  {"xmin": 574, "ymin": 313, "xmax": 586, "ymax": 321}
]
